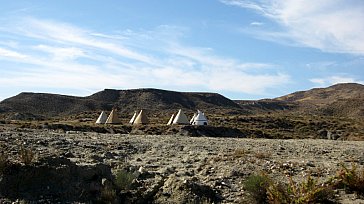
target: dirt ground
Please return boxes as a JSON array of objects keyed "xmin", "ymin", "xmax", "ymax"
[{"xmin": 1, "ymin": 126, "xmax": 364, "ymax": 203}]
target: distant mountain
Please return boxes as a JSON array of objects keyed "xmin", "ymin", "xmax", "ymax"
[
  {"xmin": 0, "ymin": 83, "xmax": 363, "ymax": 120},
  {"xmin": 234, "ymin": 99, "xmax": 296, "ymax": 113},
  {"xmin": 275, "ymin": 83, "xmax": 364, "ymax": 117},
  {"xmin": 0, "ymin": 88, "xmax": 243, "ymax": 119},
  {"xmin": 0, "ymin": 92, "xmax": 102, "ymax": 119}
]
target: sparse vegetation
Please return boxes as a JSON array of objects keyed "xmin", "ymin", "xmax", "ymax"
[
  {"xmin": 244, "ymin": 173, "xmax": 335, "ymax": 204},
  {"xmin": 19, "ymin": 146, "xmax": 35, "ymax": 165},
  {"xmin": 99, "ymin": 185, "xmax": 117, "ymax": 203},
  {"xmin": 0, "ymin": 151, "xmax": 9, "ymax": 174},
  {"xmin": 243, "ymin": 174, "xmax": 270, "ymax": 204},
  {"xmin": 333, "ymin": 164, "xmax": 364, "ymax": 195},
  {"xmin": 267, "ymin": 175, "xmax": 335, "ymax": 204},
  {"xmin": 233, "ymin": 148, "xmax": 250, "ymax": 158},
  {"xmin": 115, "ymin": 169, "xmax": 137, "ymax": 191},
  {"xmin": 254, "ymin": 151, "xmax": 271, "ymax": 159}
]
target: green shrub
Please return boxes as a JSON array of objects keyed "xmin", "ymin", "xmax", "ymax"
[
  {"xmin": 333, "ymin": 164, "xmax": 364, "ymax": 195},
  {"xmin": 115, "ymin": 170, "xmax": 136, "ymax": 191},
  {"xmin": 243, "ymin": 174, "xmax": 270, "ymax": 204}
]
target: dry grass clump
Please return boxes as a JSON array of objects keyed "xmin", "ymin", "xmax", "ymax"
[
  {"xmin": 267, "ymin": 175, "xmax": 335, "ymax": 204},
  {"xmin": 232, "ymin": 148, "xmax": 250, "ymax": 158},
  {"xmin": 100, "ymin": 185, "xmax": 117, "ymax": 203},
  {"xmin": 0, "ymin": 151, "xmax": 9, "ymax": 174},
  {"xmin": 19, "ymin": 146, "xmax": 35, "ymax": 165},
  {"xmin": 243, "ymin": 173, "xmax": 335, "ymax": 204},
  {"xmin": 332, "ymin": 164, "xmax": 364, "ymax": 196},
  {"xmin": 244, "ymin": 164, "xmax": 364, "ymax": 203},
  {"xmin": 254, "ymin": 151, "xmax": 271, "ymax": 159}
]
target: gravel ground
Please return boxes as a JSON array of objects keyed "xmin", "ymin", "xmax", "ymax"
[{"xmin": 1, "ymin": 127, "xmax": 364, "ymax": 203}]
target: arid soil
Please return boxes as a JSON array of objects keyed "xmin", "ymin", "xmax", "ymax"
[{"xmin": 1, "ymin": 126, "xmax": 364, "ymax": 203}]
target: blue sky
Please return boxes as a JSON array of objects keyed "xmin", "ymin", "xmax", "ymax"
[{"xmin": 0, "ymin": 0, "xmax": 364, "ymax": 101}]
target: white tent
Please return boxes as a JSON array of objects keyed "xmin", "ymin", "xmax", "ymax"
[
  {"xmin": 190, "ymin": 113, "xmax": 197, "ymax": 124},
  {"xmin": 95, "ymin": 111, "xmax": 107, "ymax": 124},
  {"xmin": 105, "ymin": 109, "xmax": 121, "ymax": 124},
  {"xmin": 129, "ymin": 111, "xmax": 137, "ymax": 124},
  {"xmin": 192, "ymin": 110, "xmax": 208, "ymax": 126},
  {"xmin": 172, "ymin": 109, "xmax": 189, "ymax": 125},
  {"xmin": 133, "ymin": 109, "xmax": 149, "ymax": 125},
  {"xmin": 167, "ymin": 114, "xmax": 175, "ymax": 125}
]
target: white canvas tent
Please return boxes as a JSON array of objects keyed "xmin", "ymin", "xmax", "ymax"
[
  {"xmin": 167, "ymin": 114, "xmax": 175, "ymax": 125},
  {"xmin": 95, "ymin": 111, "xmax": 107, "ymax": 124},
  {"xmin": 133, "ymin": 109, "xmax": 149, "ymax": 125},
  {"xmin": 192, "ymin": 110, "xmax": 208, "ymax": 126},
  {"xmin": 172, "ymin": 109, "xmax": 189, "ymax": 125},
  {"xmin": 190, "ymin": 113, "xmax": 197, "ymax": 124},
  {"xmin": 105, "ymin": 109, "xmax": 121, "ymax": 124},
  {"xmin": 129, "ymin": 111, "xmax": 137, "ymax": 124}
]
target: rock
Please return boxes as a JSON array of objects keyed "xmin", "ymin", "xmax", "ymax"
[
  {"xmin": 306, "ymin": 161, "xmax": 315, "ymax": 167},
  {"xmin": 0, "ymin": 157, "xmax": 113, "ymax": 203},
  {"xmin": 90, "ymin": 154, "xmax": 103, "ymax": 162},
  {"xmin": 159, "ymin": 166, "xmax": 176, "ymax": 175},
  {"xmin": 63, "ymin": 151, "xmax": 75, "ymax": 158},
  {"xmin": 155, "ymin": 176, "xmax": 221, "ymax": 203},
  {"xmin": 138, "ymin": 166, "xmax": 146, "ymax": 174},
  {"xmin": 102, "ymin": 152, "xmax": 115, "ymax": 159}
]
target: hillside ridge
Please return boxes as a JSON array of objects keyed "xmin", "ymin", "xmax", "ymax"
[
  {"xmin": 0, "ymin": 83, "xmax": 363, "ymax": 119},
  {"xmin": 0, "ymin": 88, "xmax": 243, "ymax": 118}
]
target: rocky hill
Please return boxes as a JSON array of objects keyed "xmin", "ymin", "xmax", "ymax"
[
  {"xmin": 275, "ymin": 83, "xmax": 364, "ymax": 117},
  {"xmin": 234, "ymin": 99, "xmax": 296, "ymax": 113},
  {"xmin": 0, "ymin": 88, "xmax": 243, "ymax": 119},
  {"xmin": 0, "ymin": 83, "xmax": 363, "ymax": 119}
]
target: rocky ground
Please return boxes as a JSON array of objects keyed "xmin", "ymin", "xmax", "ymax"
[{"xmin": 1, "ymin": 125, "xmax": 364, "ymax": 203}]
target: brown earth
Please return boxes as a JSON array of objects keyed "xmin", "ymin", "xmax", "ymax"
[
  {"xmin": 1, "ymin": 125, "xmax": 364, "ymax": 203},
  {"xmin": 275, "ymin": 83, "xmax": 364, "ymax": 118}
]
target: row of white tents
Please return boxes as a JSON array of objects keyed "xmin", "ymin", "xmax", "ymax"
[
  {"xmin": 96, "ymin": 109, "xmax": 208, "ymax": 125},
  {"xmin": 96, "ymin": 109, "xmax": 148, "ymax": 125},
  {"xmin": 167, "ymin": 109, "xmax": 208, "ymax": 125}
]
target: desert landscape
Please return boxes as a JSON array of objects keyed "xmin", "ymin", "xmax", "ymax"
[{"xmin": 0, "ymin": 83, "xmax": 364, "ymax": 203}]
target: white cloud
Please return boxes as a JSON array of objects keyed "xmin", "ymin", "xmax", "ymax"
[
  {"xmin": 250, "ymin": 22, "xmax": 263, "ymax": 26},
  {"xmin": 0, "ymin": 17, "xmax": 291, "ymax": 98},
  {"xmin": 221, "ymin": 0, "xmax": 364, "ymax": 55},
  {"xmin": 208, "ymin": 71, "xmax": 289, "ymax": 93},
  {"xmin": 34, "ymin": 45, "xmax": 86, "ymax": 61},
  {"xmin": 14, "ymin": 18, "xmax": 156, "ymax": 64},
  {"xmin": 0, "ymin": 47, "xmax": 27, "ymax": 59},
  {"xmin": 310, "ymin": 76, "xmax": 364, "ymax": 87}
]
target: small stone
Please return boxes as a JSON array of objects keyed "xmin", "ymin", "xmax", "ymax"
[
  {"xmin": 103, "ymin": 152, "xmax": 114, "ymax": 159},
  {"xmin": 306, "ymin": 161, "xmax": 315, "ymax": 167},
  {"xmin": 64, "ymin": 152, "xmax": 74, "ymax": 158},
  {"xmin": 138, "ymin": 166, "xmax": 146, "ymax": 174}
]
